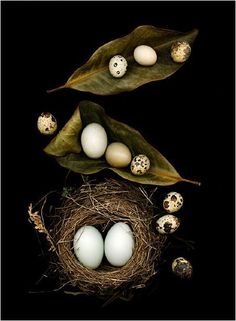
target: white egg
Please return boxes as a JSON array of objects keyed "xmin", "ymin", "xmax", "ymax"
[
  {"xmin": 133, "ymin": 45, "xmax": 157, "ymax": 66},
  {"xmin": 163, "ymin": 191, "xmax": 183, "ymax": 213},
  {"xmin": 156, "ymin": 214, "xmax": 180, "ymax": 234},
  {"xmin": 105, "ymin": 142, "xmax": 132, "ymax": 168},
  {"xmin": 172, "ymin": 257, "xmax": 193, "ymax": 279},
  {"xmin": 109, "ymin": 55, "xmax": 128, "ymax": 78},
  {"xmin": 73, "ymin": 225, "xmax": 104, "ymax": 269},
  {"xmin": 105, "ymin": 222, "xmax": 134, "ymax": 267},
  {"xmin": 130, "ymin": 154, "xmax": 150, "ymax": 175},
  {"xmin": 37, "ymin": 112, "xmax": 57, "ymax": 135},
  {"xmin": 81, "ymin": 123, "xmax": 108, "ymax": 159},
  {"xmin": 170, "ymin": 41, "xmax": 191, "ymax": 63}
]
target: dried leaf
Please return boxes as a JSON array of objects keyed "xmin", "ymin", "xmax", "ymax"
[
  {"xmin": 48, "ymin": 25, "xmax": 198, "ymax": 95},
  {"xmin": 44, "ymin": 101, "xmax": 200, "ymax": 186},
  {"xmin": 44, "ymin": 107, "xmax": 82, "ymax": 156}
]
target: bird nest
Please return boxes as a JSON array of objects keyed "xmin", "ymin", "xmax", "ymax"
[{"xmin": 28, "ymin": 178, "xmax": 166, "ymax": 300}]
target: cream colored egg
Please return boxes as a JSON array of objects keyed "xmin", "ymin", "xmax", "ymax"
[
  {"xmin": 81, "ymin": 123, "xmax": 108, "ymax": 159},
  {"xmin": 105, "ymin": 142, "xmax": 132, "ymax": 168},
  {"xmin": 37, "ymin": 112, "xmax": 57, "ymax": 135},
  {"xmin": 133, "ymin": 45, "xmax": 157, "ymax": 66},
  {"xmin": 73, "ymin": 225, "xmax": 104, "ymax": 269},
  {"xmin": 105, "ymin": 222, "xmax": 134, "ymax": 267}
]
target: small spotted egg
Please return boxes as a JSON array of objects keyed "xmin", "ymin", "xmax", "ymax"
[
  {"xmin": 163, "ymin": 191, "xmax": 183, "ymax": 213},
  {"xmin": 172, "ymin": 257, "xmax": 193, "ymax": 279},
  {"xmin": 170, "ymin": 41, "xmax": 191, "ymax": 63},
  {"xmin": 130, "ymin": 154, "xmax": 150, "ymax": 175},
  {"xmin": 156, "ymin": 214, "xmax": 180, "ymax": 235},
  {"xmin": 109, "ymin": 55, "xmax": 128, "ymax": 78},
  {"xmin": 37, "ymin": 112, "xmax": 57, "ymax": 135}
]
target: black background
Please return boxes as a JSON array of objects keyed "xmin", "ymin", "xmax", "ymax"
[{"xmin": 2, "ymin": 1, "xmax": 235, "ymax": 320}]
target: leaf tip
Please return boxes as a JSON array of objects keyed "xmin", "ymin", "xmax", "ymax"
[{"xmin": 191, "ymin": 28, "xmax": 199, "ymax": 40}]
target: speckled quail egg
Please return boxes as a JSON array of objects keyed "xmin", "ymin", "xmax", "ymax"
[
  {"xmin": 170, "ymin": 41, "xmax": 191, "ymax": 63},
  {"xmin": 172, "ymin": 257, "xmax": 193, "ymax": 279},
  {"xmin": 133, "ymin": 45, "xmax": 157, "ymax": 66},
  {"xmin": 130, "ymin": 154, "xmax": 150, "ymax": 175},
  {"xmin": 37, "ymin": 112, "xmax": 57, "ymax": 135},
  {"xmin": 163, "ymin": 191, "xmax": 183, "ymax": 213},
  {"xmin": 156, "ymin": 214, "xmax": 180, "ymax": 234},
  {"xmin": 109, "ymin": 55, "xmax": 128, "ymax": 78}
]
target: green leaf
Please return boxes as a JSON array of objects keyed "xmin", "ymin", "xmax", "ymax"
[
  {"xmin": 44, "ymin": 101, "xmax": 200, "ymax": 186},
  {"xmin": 48, "ymin": 25, "xmax": 198, "ymax": 96}
]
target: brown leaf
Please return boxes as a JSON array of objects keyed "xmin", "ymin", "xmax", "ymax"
[{"xmin": 48, "ymin": 25, "xmax": 198, "ymax": 96}]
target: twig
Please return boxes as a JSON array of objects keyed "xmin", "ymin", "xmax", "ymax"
[{"xmin": 28, "ymin": 204, "xmax": 57, "ymax": 253}]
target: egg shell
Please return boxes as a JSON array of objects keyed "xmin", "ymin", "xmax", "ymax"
[
  {"xmin": 172, "ymin": 257, "xmax": 193, "ymax": 279},
  {"xmin": 81, "ymin": 123, "xmax": 108, "ymax": 159},
  {"xmin": 37, "ymin": 112, "xmax": 57, "ymax": 135},
  {"xmin": 109, "ymin": 55, "xmax": 128, "ymax": 78},
  {"xmin": 105, "ymin": 142, "xmax": 132, "ymax": 168},
  {"xmin": 105, "ymin": 222, "xmax": 134, "ymax": 267},
  {"xmin": 73, "ymin": 225, "xmax": 104, "ymax": 269},
  {"xmin": 131, "ymin": 154, "xmax": 150, "ymax": 175},
  {"xmin": 163, "ymin": 191, "xmax": 183, "ymax": 213},
  {"xmin": 170, "ymin": 41, "xmax": 191, "ymax": 63},
  {"xmin": 156, "ymin": 214, "xmax": 180, "ymax": 234},
  {"xmin": 133, "ymin": 45, "xmax": 157, "ymax": 66}
]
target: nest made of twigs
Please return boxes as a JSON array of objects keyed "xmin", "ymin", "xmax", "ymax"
[{"xmin": 29, "ymin": 178, "xmax": 166, "ymax": 299}]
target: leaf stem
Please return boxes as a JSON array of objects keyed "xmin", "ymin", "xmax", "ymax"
[
  {"xmin": 180, "ymin": 177, "xmax": 202, "ymax": 186},
  {"xmin": 47, "ymin": 84, "xmax": 67, "ymax": 93}
]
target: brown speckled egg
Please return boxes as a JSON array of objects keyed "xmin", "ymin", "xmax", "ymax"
[
  {"xmin": 172, "ymin": 257, "xmax": 193, "ymax": 279},
  {"xmin": 170, "ymin": 41, "xmax": 191, "ymax": 63},
  {"xmin": 37, "ymin": 112, "xmax": 57, "ymax": 135},
  {"xmin": 130, "ymin": 154, "xmax": 150, "ymax": 175},
  {"xmin": 156, "ymin": 214, "xmax": 180, "ymax": 235},
  {"xmin": 163, "ymin": 192, "xmax": 183, "ymax": 213}
]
